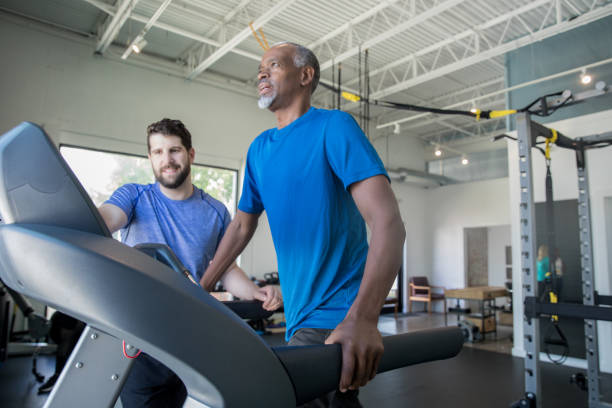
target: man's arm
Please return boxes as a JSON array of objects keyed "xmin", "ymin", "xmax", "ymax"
[
  {"xmin": 200, "ymin": 209, "xmax": 260, "ymax": 291},
  {"xmin": 220, "ymin": 262, "xmax": 282, "ymax": 311},
  {"xmin": 98, "ymin": 203, "xmax": 128, "ymax": 233},
  {"xmin": 325, "ymin": 174, "xmax": 405, "ymax": 392}
]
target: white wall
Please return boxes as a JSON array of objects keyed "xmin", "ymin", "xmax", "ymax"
[
  {"xmin": 425, "ymin": 178, "xmax": 512, "ymax": 294},
  {"xmin": 487, "ymin": 225, "xmax": 511, "ymax": 288},
  {"xmin": 371, "ymin": 132, "xmax": 426, "ymax": 171},
  {"xmin": 508, "ymin": 108, "xmax": 612, "ymax": 372},
  {"xmin": 0, "ymin": 15, "xmax": 275, "ymax": 166},
  {"xmin": 392, "ymin": 183, "xmax": 428, "ymax": 312}
]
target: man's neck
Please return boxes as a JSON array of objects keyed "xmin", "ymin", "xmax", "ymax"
[
  {"xmin": 274, "ymin": 97, "xmax": 311, "ymax": 129},
  {"xmin": 158, "ymin": 180, "xmax": 193, "ymax": 201}
]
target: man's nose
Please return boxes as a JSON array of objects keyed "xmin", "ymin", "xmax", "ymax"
[
  {"xmin": 258, "ymin": 70, "xmax": 269, "ymax": 81},
  {"xmin": 161, "ymin": 151, "xmax": 174, "ymax": 164}
]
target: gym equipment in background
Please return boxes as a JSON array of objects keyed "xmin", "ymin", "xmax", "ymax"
[{"xmin": 512, "ymin": 112, "xmax": 612, "ymax": 408}]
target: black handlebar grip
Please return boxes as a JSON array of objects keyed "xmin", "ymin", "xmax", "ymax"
[{"xmin": 273, "ymin": 326, "xmax": 463, "ymax": 405}]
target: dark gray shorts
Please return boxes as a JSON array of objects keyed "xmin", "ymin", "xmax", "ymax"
[
  {"xmin": 288, "ymin": 327, "xmax": 334, "ymax": 346},
  {"xmin": 288, "ymin": 328, "xmax": 362, "ymax": 408}
]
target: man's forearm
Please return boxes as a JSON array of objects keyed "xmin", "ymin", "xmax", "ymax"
[
  {"xmin": 346, "ymin": 218, "xmax": 405, "ymax": 322},
  {"xmin": 200, "ymin": 212, "xmax": 258, "ymax": 291},
  {"xmin": 220, "ymin": 264, "xmax": 260, "ymax": 300}
]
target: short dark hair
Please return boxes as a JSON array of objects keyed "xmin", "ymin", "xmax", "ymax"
[
  {"xmin": 274, "ymin": 42, "xmax": 320, "ymax": 94},
  {"xmin": 146, "ymin": 118, "xmax": 192, "ymax": 152}
]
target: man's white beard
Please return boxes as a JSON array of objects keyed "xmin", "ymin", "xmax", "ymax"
[{"xmin": 258, "ymin": 92, "xmax": 276, "ymax": 109}]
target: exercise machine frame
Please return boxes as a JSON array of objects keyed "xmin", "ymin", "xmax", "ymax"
[{"xmin": 515, "ymin": 111, "xmax": 612, "ymax": 408}]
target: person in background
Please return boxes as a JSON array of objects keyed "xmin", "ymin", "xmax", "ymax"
[
  {"xmin": 553, "ymin": 247, "xmax": 563, "ymax": 299},
  {"xmin": 537, "ymin": 244, "xmax": 550, "ymax": 300}
]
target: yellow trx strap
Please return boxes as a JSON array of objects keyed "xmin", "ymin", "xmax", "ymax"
[
  {"xmin": 545, "ymin": 129, "xmax": 558, "ymax": 160},
  {"xmin": 489, "ymin": 109, "xmax": 517, "ymax": 119},
  {"xmin": 549, "ymin": 290, "xmax": 559, "ymax": 322},
  {"xmin": 341, "ymin": 91, "xmax": 361, "ymax": 102}
]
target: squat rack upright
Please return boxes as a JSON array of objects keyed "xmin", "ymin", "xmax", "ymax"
[{"xmin": 515, "ymin": 111, "xmax": 612, "ymax": 408}]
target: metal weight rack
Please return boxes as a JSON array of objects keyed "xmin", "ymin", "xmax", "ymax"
[{"xmin": 515, "ymin": 111, "xmax": 612, "ymax": 408}]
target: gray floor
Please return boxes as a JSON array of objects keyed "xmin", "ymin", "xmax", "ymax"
[{"xmin": 1, "ymin": 312, "xmax": 610, "ymax": 407}]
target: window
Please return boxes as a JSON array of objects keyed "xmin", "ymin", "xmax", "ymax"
[{"xmin": 60, "ymin": 146, "xmax": 238, "ymax": 216}]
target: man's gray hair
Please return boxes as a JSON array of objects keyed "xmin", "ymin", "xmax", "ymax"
[{"xmin": 273, "ymin": 42, "xmax": 320, "ymax": 94}]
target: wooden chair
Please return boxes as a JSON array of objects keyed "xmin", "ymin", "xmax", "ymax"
[
  {"xmin": 384, "ymin": 295, "xmax": 399, "ymax": 317},
  {"xmin": 408, "ymin": 276, "xmax": 447, "ymax": 315}
]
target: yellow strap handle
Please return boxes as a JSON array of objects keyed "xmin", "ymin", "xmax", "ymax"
[
  {"xmin": 549, "ymin": 291, "xmax": 559, "ymax": 321},
  {"xmin": 489, "ymin": 109, "xmax": 517, "ymax": 119},
  {"xmin": 341, "ymin": 91, "xmax": 361, "ymax": 102},
  {"xmin": 545, "ymin": 128, "xmax": 558, "ymax": 160}
]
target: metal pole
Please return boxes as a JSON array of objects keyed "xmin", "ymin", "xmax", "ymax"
[
  {"xmin": 575, "ymin": 145, "xmax": 607, "ymax": 408},
  {"xmin": 516, "ymin": 112, "xmax": 541, "ymax": 408},
  {"xmin": 337, "ymin": 63, "xmax": 342, "ymax": 111}
]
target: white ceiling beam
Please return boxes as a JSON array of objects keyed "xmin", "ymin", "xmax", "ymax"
[
  {"xmin": 376, "ymin": 55, "xmax": 612, "ymax": 130},
  {"xmin": 422, "ymin": 121, "xmax": 507, "ymax": 149},
  {"xmin": 178, "ymin": 0, "xmax": 255, "ymax": 62},
  {"xmin": 319, "ymin": 0, "xmax": 467, "ymax": 72},
  {"xmin": 186, "ymin": 0, "xmax": 297, "ymax": 80},
  {"xmin": 437, "ymin": 120, "xmax": 479, "ymax": 138},
  {"xmin": 426, "ymin": 77, "xmax": 504, "ymax": 105},
  {"xmin": 121, "ymin": 0, "xmax": 172, "ymax": 60},
  {"xmin": 338, "ymin": 0, "xmax": 552, "ymax": 101},
  {"xmin": 370, "ymin": 2, "xmax": 612, "ymax": 101},
  {"xmin": 307, "ymin": 0, "xmax": 401, "ymax": 50},
  {"xmin": 83, "ymin": 0, "xmax": 261, "ymax": 61},
  {"xmin": 95, "ymin": 0, "xmax": 140, "ymax": 54}
]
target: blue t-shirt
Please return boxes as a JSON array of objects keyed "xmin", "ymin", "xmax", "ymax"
[
  {"xmin": 239, "ymin": 107, "xmax": 388, "ymax": 339},
  {"xmin": 105, "ymin": 183, "xmax": 231, "ymax": 281}
]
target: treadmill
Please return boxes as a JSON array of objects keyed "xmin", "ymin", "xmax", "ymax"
[{"xmin": 0, "ymin": 122, "xmax": 463, "ymax": 407}]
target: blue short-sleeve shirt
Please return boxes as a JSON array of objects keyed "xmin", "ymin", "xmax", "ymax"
[
  {"xmin": 105, "ymin": 183, "xmax": 231, "ymax": 281},
  {"xmin": 239, "ymin": 107, "xmax": 388, "ymax": 339}
]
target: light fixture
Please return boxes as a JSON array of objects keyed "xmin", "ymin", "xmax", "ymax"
[
  {"xmin": 434, "ymin": 146, "xmax": 442, "ymax": 157},
  {"xmin": 461, "ymin": 157, "xmax": 469, "ymax": 165},
  {"xmin": 131, "ymin": 38, "xmax": 148, "ymax": 54},
  {"xmin": 580, "ymin": 68, "xmax": 592, "ymax": 85},
  {"xmin": 393, "ymin": 123, "xmax": 400, "ymax": 135}
]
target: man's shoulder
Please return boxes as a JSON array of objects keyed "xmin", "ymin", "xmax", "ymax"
[
  {"xmin": 319, "ymin": 108, "xmax": 355, "ymax": 125},
  {"xmin": 107, "ymin": 183, "xmax": 155, "ymax": 205},
  {"xmin": 194, "ymin": 188, "xmax": 230, "ymax": 219},
  {"xmin": 252, "ymin": 127, "xmax": 275, "ymax": 144},
  {"xmin": 114, "ymin": 183, "xmax": 154, "ymax": 196}
]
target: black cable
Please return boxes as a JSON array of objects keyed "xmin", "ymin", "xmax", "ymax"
[
  {"xmin": 492, "ymin": 134, "xmax": 546, "ymax": 156},
  {"xmin": 373, "ymin": 100, "xmax": 478, "ymax": 117},
  {"xmin": 518, "ymin": 91, "xmax": 574, "ymax": 117},
  {"xmin": 365, "ymin": 49, "xmax": 370, "ymax": 138},
  {"xmin": 319, "ymin": 81, "xmax": 579, "ymax": 121},
  {"xmin": 318, "ymin": 82, "xmax": 480, "ymax": 118},
  {"xmin": 543, "ymin": 321, "xmax": 569, "ymax": 365}
]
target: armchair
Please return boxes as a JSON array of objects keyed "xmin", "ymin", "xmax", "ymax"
[{"xmin": 409, "ymin": 277, "xmax": 447, "ymax": 315}]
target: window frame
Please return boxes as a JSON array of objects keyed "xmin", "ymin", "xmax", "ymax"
[{"xmin": 59, "ymin": 143, "xmax": 239, "ymax": 214}]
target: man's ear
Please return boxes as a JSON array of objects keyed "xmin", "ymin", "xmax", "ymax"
[
  {"xmin": 300, "ymin": 65, "xmax": 315, "ymax": 89},
  {"xmin": 189, "ymin": 147, "xmax": 195, "ymax": 164}
]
